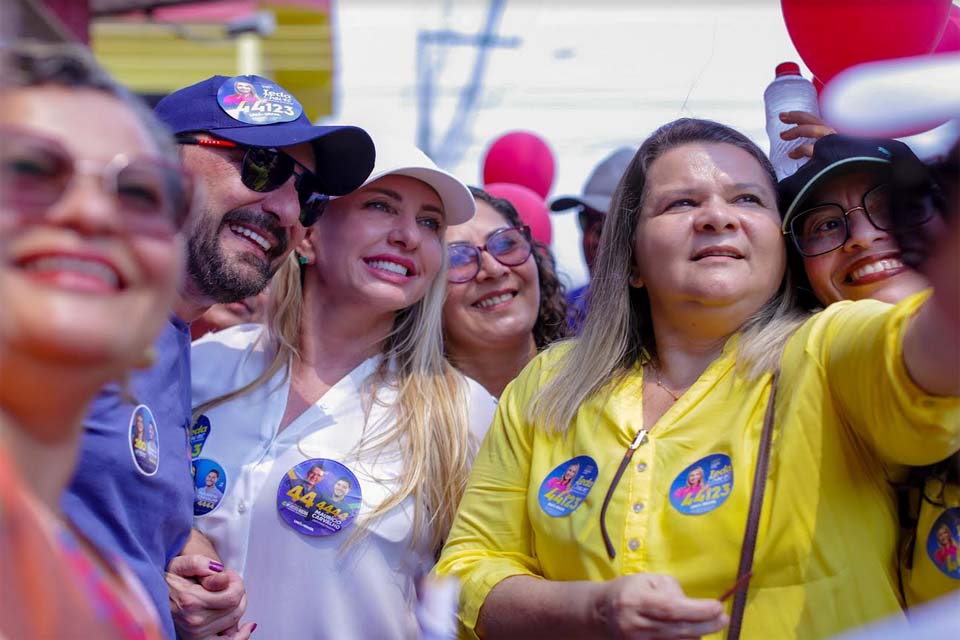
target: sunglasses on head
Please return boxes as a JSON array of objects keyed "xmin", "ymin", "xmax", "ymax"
[
  {"xmin": 447, "ymin": 225, "xmax": 533, "ymax": 283},
  {"xmin": 176, "ymin": 135, "xmax": 328, "ymax": 227},
  {"xmin": 1, "ymin": 126, "xmax": 194, "ymax": 237}
]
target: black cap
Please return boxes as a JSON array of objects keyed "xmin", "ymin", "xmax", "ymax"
[{"xmin": 778, "ymin": 133, "xmax": 924, "ymax": 231}]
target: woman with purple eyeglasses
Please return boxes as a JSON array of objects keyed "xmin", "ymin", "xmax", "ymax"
[{"xmin": 442, "ymin": 187, "xmax": 568, "ymax": 397}]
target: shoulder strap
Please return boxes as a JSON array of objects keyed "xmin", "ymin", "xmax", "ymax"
[{"xmin": 727, "ymin": 369, "xmax": 780, "ymax": 640}]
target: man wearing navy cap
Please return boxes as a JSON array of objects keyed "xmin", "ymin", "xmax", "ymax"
[{"xmin": 62, "ymin": 74, "xmax": 375, "ymax": 639}]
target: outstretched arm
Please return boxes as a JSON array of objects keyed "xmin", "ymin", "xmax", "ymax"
[{"xmin": 903, "ymin": 209, "xmax": 960, "ymax": 396}]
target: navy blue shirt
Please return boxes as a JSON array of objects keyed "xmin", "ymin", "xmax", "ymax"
[
  {"xmin": 63, "ymin": 317, "xmax": 194, "ymax": 639},
  {"xmin": 565, "ymin": 284, "xmax": 590, "ymax": 335}
]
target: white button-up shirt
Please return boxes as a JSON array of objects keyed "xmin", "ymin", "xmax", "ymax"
[{"xmin": 191, "ymin": 325, "xmax": 497, "ymax": 639}]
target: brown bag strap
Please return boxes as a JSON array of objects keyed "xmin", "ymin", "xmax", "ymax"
[{"xmin": 727, "ymin": 369, "xmax": 780, "ymax": 640}]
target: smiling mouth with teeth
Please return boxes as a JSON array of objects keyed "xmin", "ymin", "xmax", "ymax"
[
  {"xmin": 21, "ymin": 255, "xmax": 121, "ymax": 290},
  {"xmin": 366, "ymin": 259, "xmax": 410, "ymax": 277},
  {"xmin": 844, "ymin": 257, "xmax": 904, "ymax": 284},
  {"xmin": 473, "ymin": 292, "xmax": 517, "ymax": 309},
  {"xmin": 229, "ymin": 224, "xmax": 273, "ymax": 253}
]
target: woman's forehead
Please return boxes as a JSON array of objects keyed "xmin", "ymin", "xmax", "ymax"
[{"xmin": 648, "ymin": 142, "xmax": 771, "ymax": 188}]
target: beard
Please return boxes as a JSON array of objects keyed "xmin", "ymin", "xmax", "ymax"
[{"xmin": 186, "ymin": 207, "xmax": 288, "ymax": 303}]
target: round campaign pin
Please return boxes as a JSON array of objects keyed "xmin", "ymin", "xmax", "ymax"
[
  {"xmin": 669, "ymin": 453, "xmax": 734, "ymax": 515},
  {"xmin": 217, "ymin": 75, "xmax": 303, "ymax": 125},
  {"xmin": 128, "ymin": 404, "xmax": 160, "ymax": 476},
  {"xmin": 926, "ymin": 508, "xmax": 960, "ymax": 578},
  {"xmin": 276, "ymin": 459, "xmax": 362, "ymax": 537},
  {"xmin": 188, "ymin": 415, "xmax": 211, "ymax": 459},
  {"xmin": 537, "ymin": 456, "xmax": 598, "ymax": 517},
  {"xmin": 193, "ymin": 459, "xmax": 227, "ymax": 516}
]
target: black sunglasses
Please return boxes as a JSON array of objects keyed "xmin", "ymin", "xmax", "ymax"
[
  {"xmin": 177, "ymin": 136, "xmax": 328, "ymax": 227},
  {"xmin": 447, "ymin": 225, "xmax": 533, "ymax": 283}
]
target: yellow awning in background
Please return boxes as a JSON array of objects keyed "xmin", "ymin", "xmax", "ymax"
[{"xmin": 91, "ymin": 2, "xmax": 333, "ymax": 120}]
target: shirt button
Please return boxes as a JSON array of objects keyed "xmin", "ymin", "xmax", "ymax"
[
  {"xmin": 628, "ymin": 538, "xmax": 641, "ymax": 551},
  {"xmin": 636, "ymin": 462, "xmax": 647, "ymax": 472},
  {"xmin": 633, "ymin": 502, "xmax": 644, "ymax": 513},
  {"xmin": 238, "ymin": 500, "xmax": 247, "ymax": 513}
]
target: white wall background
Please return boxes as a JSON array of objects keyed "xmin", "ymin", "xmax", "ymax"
[{"xmin": 327, "ymin": 0, "xmax": 810, "ymax": 289}]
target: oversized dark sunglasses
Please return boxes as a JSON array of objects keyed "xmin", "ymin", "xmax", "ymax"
[
  {"xmin": 447, "ymin": 225, "xmax": 533, "ymax": 284},
  {"xmin": 1, "ymin": 126, "xmax": 194, "ymax": 236},
  {"xmin": 176, "ymin": 136, "xmax": 329, "ymax": 227},
  {"xmin": 786, "ymin": 183, "xmax": 934, "ymax": 257}
]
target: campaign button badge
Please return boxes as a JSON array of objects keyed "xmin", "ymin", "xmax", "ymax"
[
  {"xmin": 277, "ymin": 459, "xmax": 362, "ymax": 537},
  {"xmin": 193, "ymin": 459, "xmax": 227, "ymax": 516},
  {"xmin": 926, "ymin": 508, "xmax": 960, "ymax": 578},
  {"xmin": 189, "ymin": 415, "xmax": 211, "ymax": 459},
  {"xmin": 128, "ymin": 404, "xmax": 160, "ymax": 476},
  {"xmin": 217, "ymin": 75, "xmax": 303, "ymax": 125},
  {"xmin": 538, "ymin": 456, "xmax": 598, "ymax": 517},
  {"xmin": 669, "ymin": 453, "xmax": 733, "ymax": 515}
]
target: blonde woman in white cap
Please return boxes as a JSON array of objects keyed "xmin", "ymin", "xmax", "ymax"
[{"xmin": 185, "ymin": 142, "xmax": 496, "ymax": 638}]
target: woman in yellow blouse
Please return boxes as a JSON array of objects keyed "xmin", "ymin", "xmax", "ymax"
[{"xmin": 435, "ymin": 118, "xmax": 960, "ymax": 639}]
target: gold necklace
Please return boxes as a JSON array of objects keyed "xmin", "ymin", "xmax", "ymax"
[{"xmin": 649, "ymin": 362, "xmax": 684, "ymax": 402}]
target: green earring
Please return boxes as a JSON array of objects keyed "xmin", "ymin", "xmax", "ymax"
[{"xmin": 297, "ymin": 254, "xmax": 309, "ymax": 266}]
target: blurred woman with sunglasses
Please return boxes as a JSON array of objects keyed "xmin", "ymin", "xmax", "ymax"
[
  {"xmin": 780, "ymin": 133, "xmax": 960, "ymax": 608},
  {"xmin": 0, "ymin": 42, "xmax": 192, "ymax": 639},
  {"xmin": 442, "ymin": 187, "xmax": 568, "ymax": 397},
  {"xmin": 436, "ymin": 118, "xmax": 959, "ymax": 639},
  {"xmin": 186, "ymin": 142, "xmax": 496, "ymax": 638}
]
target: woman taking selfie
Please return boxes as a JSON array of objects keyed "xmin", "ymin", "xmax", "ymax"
[{"xmin": 436, "ymin": 118, "xmax": 959, "ymax": 639}]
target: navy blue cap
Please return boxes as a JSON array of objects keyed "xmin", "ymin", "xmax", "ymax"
[
  {"xmin": 155, "ymin": 75, "xmax": 375, "ymax": 196},
  {"xmin": 778, "ymin": 134, "xmax": 923, "ymax": 231}
]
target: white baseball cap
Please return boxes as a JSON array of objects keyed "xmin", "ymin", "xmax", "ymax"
[{"xmin": 338, "ymin": 139, "xmax": 476, "ymax": 225}]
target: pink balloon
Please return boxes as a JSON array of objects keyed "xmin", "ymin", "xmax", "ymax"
[
  {"xmin": 485, "ymin": 182, "xmax": 552, "ymax": 246},
  {"xmin": 482, "ymin": 131, "xmax": 556, "ymax": 199}
]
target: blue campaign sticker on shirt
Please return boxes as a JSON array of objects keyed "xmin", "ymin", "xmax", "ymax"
[
  {"xmin": 189, "ymin": 415, "xmax": 211, "ymax": 459},
  {"xmin": 669, "ymin": 454, "xmax": 733, "ymax": 515},
  {"xmin": 217, "ymin": 75, "xmax": 303, "ymax": 125},
  {"xmin": 128, "ymin": 404, "xmax": 160, "ymax": 476},
  {"xmin": 193, "ymin": 458, "xmax": 227, "ymax": 516},
  {"xmin": 926, "ymin": 508, "xmax": 960, "ymax": 578},
  {"xmin": 538, "ymin": 456, "xmax": 598, "ymax": 517},
  {"xmin": 277, "ymin": 459, "xmax": 362, "ymax": 537}
]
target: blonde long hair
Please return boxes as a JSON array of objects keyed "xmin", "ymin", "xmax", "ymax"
[
  {"xmin": 195, "ymin": 227, "xmax": 476, "ymax": 555},
  {"xmin": 531, "ymin": 119, "xmax": 809, "ymax": 434}
]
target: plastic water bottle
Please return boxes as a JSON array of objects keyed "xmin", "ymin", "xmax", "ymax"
[{"xmin": 764, "ymin": 61, "xmax": 821, "ymax": 180}]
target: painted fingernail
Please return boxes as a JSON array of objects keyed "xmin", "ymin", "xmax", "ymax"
[
  {"xmin": 251, "ymin": 623, "xmax": 258, "ymax": 634},
  {"xmin": 209, "ymin": 561, "xmax": 224, "ymax": 572}
]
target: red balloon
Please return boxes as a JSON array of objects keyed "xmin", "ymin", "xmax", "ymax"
[
  {"xmin": 781, "ymin": 0, "xmax": 953, "ymax": 83},
  {"xmin": 935, "ymin": 4, "xmax": 960, "ymax": 53},
  {"xmin": 482, "ymin": 131, "xmax": 556, "ymax": 199},
  {"xmin": 485, "ymin": 182, "xmax": 552, "ymax": 246}
]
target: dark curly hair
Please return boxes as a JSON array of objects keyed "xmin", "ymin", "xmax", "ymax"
[{"xmin": 467, "ymin": 186, "xmax": 569, "ymax": 349}]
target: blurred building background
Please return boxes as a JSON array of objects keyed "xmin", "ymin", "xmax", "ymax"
[{"xmin": 15, "ymin": 0, "xmax": 815, "ymax": 289}]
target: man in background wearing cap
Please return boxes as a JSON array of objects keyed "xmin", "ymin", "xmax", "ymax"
[
  {"xmin": 62, "ymin": 74, "xmax": 374, "ymax": 639},
  {"xmin": 550, "ymin": 148, "xmax": 634, "ymax": 333}
]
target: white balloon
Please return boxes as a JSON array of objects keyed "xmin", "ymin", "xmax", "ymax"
[{"xmin": 821, "ymin": 52, "xmax": 960, "ymax": 159}]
